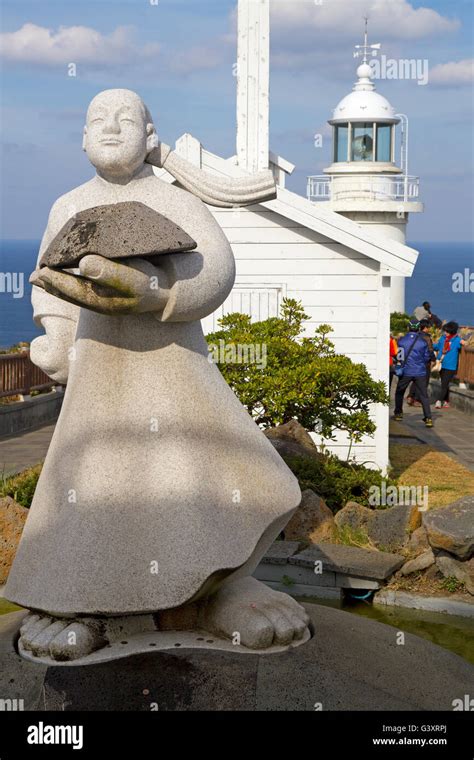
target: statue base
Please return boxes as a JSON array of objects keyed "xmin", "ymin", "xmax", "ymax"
[
  {"xmin": 2, "ymin": 607, "xmax": 473, "ymax": 710},
  {"xmin": 17, "ymin": 625, "xmax": 311, "ymax": 667}
]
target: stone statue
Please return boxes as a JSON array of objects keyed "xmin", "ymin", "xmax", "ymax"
[{"xmin": 5, "ymin": 89, "xmax": 309, "ymax": 663}]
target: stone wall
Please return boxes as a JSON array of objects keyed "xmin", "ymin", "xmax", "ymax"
[{"xmin": 0, "ymin": 391, "xmax": 64, "ymax": 437}]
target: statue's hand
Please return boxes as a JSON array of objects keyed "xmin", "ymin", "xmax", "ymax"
[{"xmin": 30, "ymin": 255, "xmax": 169, "ymax": 316}]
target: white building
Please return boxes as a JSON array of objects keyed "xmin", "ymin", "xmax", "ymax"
[{"xmin": 155, "ymin": 1, "xmax": 422, "ymax": 473}]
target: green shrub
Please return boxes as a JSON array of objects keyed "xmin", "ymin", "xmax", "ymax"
[
  {"xmin": 0, "ymin": 464, "xmax": 42, "ymax": 508},
  {"xmin": 441, "ymin": 576, "xmax": 465, "ymax": 594},
  {"xmin": 283, "ymin": 452, "xmax": 394, "ymax": 513},
  {"xmin": 207, "ymin": 299, "xmax": 388, "ymax": 445},
  {"xmin": 390, "ymin": 311, "xmax": 411, "ymax": 336}
]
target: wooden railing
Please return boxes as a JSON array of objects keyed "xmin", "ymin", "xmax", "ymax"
[
  {"xmin": 1, "ymin": 345, "xmax": 472, "ymax": 399},
  {"xmin": 0, "ymin": 351, "xmax": 55, "ymax": 398},
  {"xmin": 456, "ymin": 347, "xmax": 474, "ymax": 385}
]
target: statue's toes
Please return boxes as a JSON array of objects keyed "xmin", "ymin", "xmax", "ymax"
[
  {"xmin": 276, "ymin": 593, "xmax": 311, "ymax": 628},
  {"xmin": 258, "ymin": 605, "xmax": 295, "ymax": 646},
  {"xmin": 19, "ymin": 613, "xmax": 41, "ymax": 637},
  {"xmin": 49, "ymin": 621, "xmax": 107, "ymax": 661},
  {"xmin": 28, "ymin": 620, "xmax": 69, "ymax": 657},
  {"xmin": 235, "ymin": 609, "xmax": 275, "ymax": 650},
  {"xmin": 20, "ymin": 615, "xmax": 55, "ymax": 650}
]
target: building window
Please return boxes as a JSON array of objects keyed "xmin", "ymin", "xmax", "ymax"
[
  {"xmin": 376, "ymin": 124, "xmax": 392, "ymax": 162},
  {"xmin": 351, "ymin": 123, "xmax": 373, "ymax": 161},
  {"xmin": 334, "ymin": 124, "xmax": 349, "ymax": 162}
]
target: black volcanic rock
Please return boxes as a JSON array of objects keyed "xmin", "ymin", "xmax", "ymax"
[{"xmin": 40, "ymin": 202, "xmax": 197, "ymax": 268}]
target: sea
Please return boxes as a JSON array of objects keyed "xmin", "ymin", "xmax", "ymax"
[{"xmin": 0, "ymin": 239, "xmax": 472, "ymax": 349}]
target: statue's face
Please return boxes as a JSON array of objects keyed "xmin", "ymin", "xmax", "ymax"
[{"xmin": 83, "ymin": 91, "xmax": 153, "ymax": 177}]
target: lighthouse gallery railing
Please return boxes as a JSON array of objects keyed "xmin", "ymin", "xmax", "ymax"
[{"xmin": 307, "ymin": 175, "xmax": 420, "ymax": 203}]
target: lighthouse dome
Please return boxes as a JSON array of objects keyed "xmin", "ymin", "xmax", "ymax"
[
  {"xmin": 331, "ymin": 88, "xmax": 399, "ymax": 124},
  {"xmin": 330, "ymin": 59, "xmax": 399, "ymax": 124}
]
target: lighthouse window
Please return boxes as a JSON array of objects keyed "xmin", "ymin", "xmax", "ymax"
[
  {"xmin": 334, "ymin": 124, "xmax": 349, "ymax": 162},
  {"xmin": 376, "ymin": 125, "xmax": 392, "ymax": 162},
  {"xmin": 351, "ymin": 123, "xmax": 373, "ymax": 161}
]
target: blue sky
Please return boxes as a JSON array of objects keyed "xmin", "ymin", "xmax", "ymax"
[{"xmin": 1, "ymin": 0, "xmax": 473, "ymax": 242}]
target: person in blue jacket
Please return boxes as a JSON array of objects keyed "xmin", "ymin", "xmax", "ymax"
[
  {"xmin": 433, "ymin": 321, "xmax": 465, "ymax": 408},
  {"xmin": 394, "ymin": 320, "xmax": 433, "ymax": 427}
]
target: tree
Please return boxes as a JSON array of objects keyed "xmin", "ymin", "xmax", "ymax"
[
  {"xmin": 206, "ymin": 299, "xmax": 389, "ymax": 446},
  {"xmin": 390, "ymin": 311, "xmax": 411, "ymax": 336}
]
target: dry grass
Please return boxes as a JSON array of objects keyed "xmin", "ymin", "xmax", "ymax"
[
  {"xmin": 0, "ymin": 395, "xmax": 22, "ymax": 405},
  {"xmin": 389, "ymin": 443, "xmax": 474, "ymax": 510},
  {"xmin": 333, "ymin": 524, "xmax": 377, "ymax": 550},
  {"xmin": 388, "ymin": 570, "xmax": 470, "ymax": 599}
]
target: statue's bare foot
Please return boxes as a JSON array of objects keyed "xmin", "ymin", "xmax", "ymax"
[
  {"xmin": 19, "ymin": 612, "xmax": 107, "ymax": 661},
  {"xmin": 18, "ymin": 611, "xmax": 157, "ymax": 661},
  {"xmin": 198, "ymin": 576, "xmax": 311, "ymax": 649}
]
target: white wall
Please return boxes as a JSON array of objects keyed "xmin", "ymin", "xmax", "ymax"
[
  {"xmin": 203, "ymin": 204, "xmax": 388, "ymax": 471},
  {"xmin": 341, "ymin": 210, "xmax": 408, "ymax": 314}
]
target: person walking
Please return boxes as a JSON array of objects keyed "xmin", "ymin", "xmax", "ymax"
[
  {"xmin": 394, "ymin": 320, "xmax": 433, "ymax": 427},
  {"xmin": 433, "ymin": 321, "xmax": 465, "ymax": 408},
  {"xmin": 407, "ymin": 319, "xmax": 435, "ymax": 406}
]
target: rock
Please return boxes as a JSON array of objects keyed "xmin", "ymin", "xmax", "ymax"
[
  {"xmin": 435, "ymin": 553, "xmax": 474, "ymax": 595},
  {"xmin": 0, "ymin": 497, "xmax": 28, "ymax": 585},
  {"xmin": 264, "ymin": 420, "xmax": 323, "ymax": 463},
  {"xmin": 335, "ymin": 501, "xmax": 421, "ymax": 551},
  {"xmin": 283, "ymin": 489, "xmax": 336, "ymax": 543},
  {"xmin": 423, "ymin": 496, "xmax": 474, "ymax": 560},
  {"xmin": 261, "ymin": 541, "xmax": 300, "ymax": 564},
  {"xmin": 289, "ymin": 543, "xmax": 404, "ymax": 580},
  {"xmin": 40, "ymin": 202, "xmax": 197, "ymax": 268},
  {"xmin": 334, "ymin": 501, "xmax": 372, "ymax": 531},
  {"xmin": 424, "ymin": 564, "xmax": 440, "ymax": 582},
  {"xmin": 369, "ymin": 504, "xmax": 422, "ymax": 550},
  {"xmin": 407, "ymin": 526, "xmax": 431, "ymax": 556},
  {"xmin": 400, "ymin": 549, "xmax": 435, "ymax": 576}
]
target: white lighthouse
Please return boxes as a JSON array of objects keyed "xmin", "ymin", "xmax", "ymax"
[{"xmin": 307, "ymin": 22, "xmax": 423, "ymax": 313}]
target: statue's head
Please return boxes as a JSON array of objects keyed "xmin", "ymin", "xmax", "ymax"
[{"xmin": 83, "ymin": 89, "xmax": 158, "ymax": 178}]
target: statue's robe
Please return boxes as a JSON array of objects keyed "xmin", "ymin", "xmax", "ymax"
[{"xmin": 5, "ymin": 166, "xmax": 301, "ymax": 615}]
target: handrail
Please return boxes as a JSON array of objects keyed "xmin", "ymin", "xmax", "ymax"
[
  {"xmin": 456, "ymin": 346, "xmax": 474, "ymax": 385},
  {"xmin": 307, "ymin": 174, "xmax": 420, "ymax": 202},
  {"xmin": 0, "ymin": 351, "xmax": 56, "ymax": 399}
]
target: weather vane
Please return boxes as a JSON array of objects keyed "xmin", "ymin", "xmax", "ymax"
[{"xmin": 353, "ymin": 17, "xmax": 381, "ymax": 63}]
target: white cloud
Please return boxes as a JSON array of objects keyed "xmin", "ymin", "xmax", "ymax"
[
  {"xmin": 429, "ymin": 59, "xmax": 474, "ymax": 87},
  {"xmin": 270, "ymin": 0, "xmax": 459, "ymax": 41},
  {"xmin": 0, "ymin": 23, "xmax": 160, "ymax": 66}
]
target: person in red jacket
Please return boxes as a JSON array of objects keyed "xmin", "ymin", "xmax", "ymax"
[{"xmin": 389, "ymin": 335, "xmax": 398, "ymax": 389}]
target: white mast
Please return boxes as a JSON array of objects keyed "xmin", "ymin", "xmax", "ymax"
[{"xmin": 236, "ymin": 0, "xmax": 270, "ymax": 173}]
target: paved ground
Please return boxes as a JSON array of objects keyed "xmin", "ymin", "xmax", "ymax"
[
  {"xmin": 390, "ymin": 394, "xmax": 474, "ymax": 472},
  {"xmin": 1, "ymin": 605, "xmax": 472, "ymax": 711},
  {"xmin": 0, "ymin": 424, "xmax": 55, "ymax": 476},
  {"xmin": 0, "ymin": 393, "xmax": 473, "ymax": 476}
]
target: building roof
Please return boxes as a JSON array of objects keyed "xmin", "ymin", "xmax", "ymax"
[
  {"xmin": 154, "ymin": 134, "xmax": 418, "ymax": 277},
  {"xmin": 330, "ymin": 63, "xmax": 399, "ymax": 125}
]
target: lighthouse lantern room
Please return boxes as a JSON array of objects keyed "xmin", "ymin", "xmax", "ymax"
[{"xmin": 307, "ymin": 21, "xmax": 423, "ymax": 312}]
